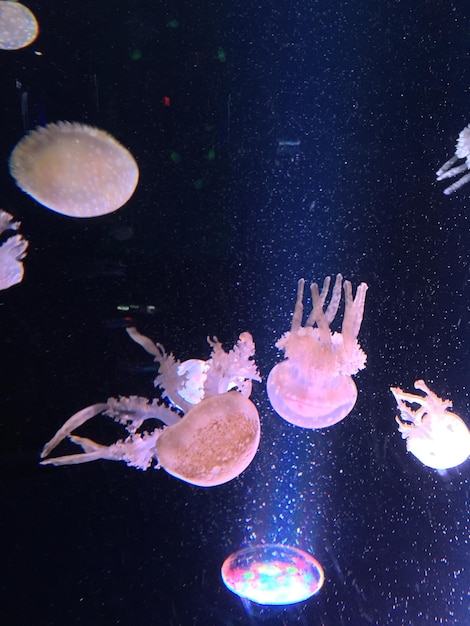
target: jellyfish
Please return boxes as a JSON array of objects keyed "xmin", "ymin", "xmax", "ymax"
[
  {"xmin": 436, "ymin": 124, "xmax": 470, "ymax": 195},
  {"xmin": 0, "ymin": 1, "xmax": 38, "ymax": 50},
  {"xmin": 267, "ymin": 274, "xmax": 368, "ymax": 429},
  {"xmin": 40, "ymin": 328, "xmax": 261, "ymax": 487},
  {"xmin": 221, "ymin": 544, "xmax": 324, "ymax": 605},
  {"xmin": 9, "ymin": 122, "xmax": 139, "ymax": 217},
  {"xmin": 0, "ymin": 209, "xmax": 28, "ymax": 290},
  {"xmin": 390, "ymin": 380, "xmax": 470, "ymax": 470}
]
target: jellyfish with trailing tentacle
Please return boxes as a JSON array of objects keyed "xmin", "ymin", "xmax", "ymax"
[
  {"xmin": 0, "ymin": 209, "xmax": 28, "ymax": 290},
  {"xmin": 436, "ymin": 124, "xmax": 470, "ymax": 195},
  {"xmin": 267, "ymin": 274, "xmax": 368, "ymax": 429},
  {"xmin": 41, "ymin": 328, "xmax": 261, "ymax": 487},
  {"xmin": 390, "ymin": 380, "xmax": 470, "ymax": 470}
]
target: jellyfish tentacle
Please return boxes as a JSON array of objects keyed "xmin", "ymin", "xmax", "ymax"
[
  {"xmin": 436, "ymin": 124, "xmax": 470, "ymax": 194},
  {"xmin": 443, "ymin": 172, "xmax": 470, "ymax": 196},
  {"xmin": 305, "ymin": 276, "xmax": 331, "ymax": 327},
  {"xmin": 126, "ymin": 326, "xmax": 162, "ymax": 357},
  {"xmin": 291, "ymin": 278, "xmax": 305, "ymax": 332},
  {"xmin": 309, "ymin": 281, "xmax": 332, "ymax": 348},
  {"xmin": 40, "ymin": 402, "xmax": 109, "ymax": 459},
  {"xmin": 342, "ymin": 280, "xmax": 368, "ymax": 350},
  {"xmin": 323, "ymin": 273, "xmax": 343, "ymax": 325}
]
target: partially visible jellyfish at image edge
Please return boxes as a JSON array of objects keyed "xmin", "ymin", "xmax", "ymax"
[
  {"xmin": 41, "ymin": 327, "xmax": 262, "ymax": 487},
  {"xmin": 267, "ymin": 274, "xmax": 368, "ymax": 429},
  {"xmin": 0, "ymin": 1, "xmax": 38, "ymax": 50},
  {"xmin": 436, "ymin": 123, "xmax": 470, "ymax": 195},
  {"xmin": 390, "ymin": 380, "xmax": 470, "ymax": 470},
  {"xmin": 0, "ymin": 209, "xmax": 28, "ymax": 290},
  {"xmin": 9, "ymin": 122, "xmax": 139, "ymax": 217},
  {"xmin": 221, "ymin": 544, "xmax": 324, "ymax": 605}
]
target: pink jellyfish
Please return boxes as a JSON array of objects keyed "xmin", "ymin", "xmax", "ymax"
[
  {"xmin": 0, "ymin": 209, "xmax": 28, "ymax": 290},
  {"xmin": 40, "ymin": 328, "xmax": 261, "ymax": 487},
  {"xmin": 267, "ymin": 274, "xmax": 368, "ymax": 429}
]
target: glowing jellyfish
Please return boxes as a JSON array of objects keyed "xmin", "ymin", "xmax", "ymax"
[
  {"xmin": 436, "ymin": 123, "xmax": 470, "ymax": 195},
  {"xmin": 390, "ymin": 380, "xmax": 470, "ymax": 470},
  {"xmin": 41, "ymin": 327, "xmax": 261, "ymax": 487},
  {"xmin": 0, "ymin": 1, "xmax": 38, "ymax": 50},
  {"xmin": 9, "ymin": 122, "xmax": 139, "ymax": 217},
  {"xmin": 0, "ymin": 209, "xmax": 28, "ymax": 290},
  {"xmin": 221, "ymin": 544, "xmax": 324, "ymax": 605},
  {"xmin": 267, "ymin": 274, "xmax": 368, "ymax": 429}
]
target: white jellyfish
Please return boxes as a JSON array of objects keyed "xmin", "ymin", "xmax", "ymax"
[
  {"xmin": 390, "ymin": 380, "xmax": 470, "ymax": 470},
  {"xmin": 436, "ymin": 124, "xmax": 470, "ymax": 195},
  {"xmin": 41, "ymin": 327, "xmax": 261, "ymax": 487},
  {"xmin": 267, "ymin": 274, "xmax": 368, "ymax": 429},
  {"xmin": 0, "ymin": 209, "xmax": 28, "ymax": 290},
  {"xmin": 0, "ymin": 1, "xmax": 38, "ymax": 50}
]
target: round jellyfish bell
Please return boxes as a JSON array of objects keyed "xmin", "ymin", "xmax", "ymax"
[
  {"xmin": 156, "ymin": 391, "xmax": 260, "ymax": 487},
  {"xmin": 9, "ymin": 122, "xmax": 139, "ymax": 217},
  {"xmin": 221, "ymin": 544, "xmax": 324, "ymax": 605},
  {"xmin": 0, "ymin": 1, "xmax": 38, "ymax": 50}
]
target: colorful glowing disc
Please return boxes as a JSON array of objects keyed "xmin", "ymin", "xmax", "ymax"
[{"xmin": 221, "ymin": 543, "xmax": 324, "ymax": 605}]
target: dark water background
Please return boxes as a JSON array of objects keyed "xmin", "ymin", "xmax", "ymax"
[{"xmin": 1, "ymin": 0, "xmax": 469, "ymax": 624}]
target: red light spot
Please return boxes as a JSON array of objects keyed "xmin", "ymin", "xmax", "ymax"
[{"xmin": 163, "ymin": 96, "xmax": 171, "ymax": 107}]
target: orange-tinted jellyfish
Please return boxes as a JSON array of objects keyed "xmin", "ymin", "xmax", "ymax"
[
  {"xmin": 9, "ymin": 122, "xmax": 139, "ymax": 217},
  {"xmin": 267, "ymin": 274, "xmax": 368, "ymax": 429}
]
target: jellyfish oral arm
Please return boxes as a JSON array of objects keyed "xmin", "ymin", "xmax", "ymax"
[
  {"xmin": 0, "ymin": 210, "xmax": 29, "ymax": 290},
  {"xmin": 436, "ymin": 124, "xmax": 470, "ymax": 195},
  {"xmin": 127, "ymin": 326, "xmax": 260, "ymax": 407},
  {"xmin": 40, "ymin": 396, "xmax": 180, "ymax": 470},
  {"xmin": 41, "ymin": 431, "xmax": 162, "ymax": 469}
]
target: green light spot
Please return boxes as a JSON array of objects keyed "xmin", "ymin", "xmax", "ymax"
[
  {"xmin": 130, "ymin": 49, "xmax": 142, "ymax": 61},
  {"xmin": 217, "ymin": 47, "xmax": 226, "ymax": 62},
  {"xmin": 206, "ymin": 149, "xmax": 216, "ymax": 161},
  {"xmin": 166, "ymin": 19, "xmax": 179, "ymax": 28},
  {"xmin": 170, "ymin": 151, "xmax": 181, "ymax": 164}
]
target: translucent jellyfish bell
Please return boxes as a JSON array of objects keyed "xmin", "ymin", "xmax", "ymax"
[
  {"xmin": 155, "ymin": 392, "xmax": 260, "ymax": 486},
  {"xmin": 391, "ymin": 380, "xmax": 470, "ymax": 470},
  {"xmin": 267, "ymin": 274, "xmax": 368, "ymax": 429},
  {"xmin": 221, "ymin": 544, "xmax": 324, "ymax": 605},
  {"xmin": 0, "ymin": 1, "xmax": 38, "ymax": 50},
  {"xmin": 9, "ymin": 122, "xmax": 139, "ymax": 217}
]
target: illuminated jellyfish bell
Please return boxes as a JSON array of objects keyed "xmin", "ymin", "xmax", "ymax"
[
  {"xmin": 9, "ymin": 122, "xmax": 139, "ymax": 218},
  {"xmin": 0, "ymin": 1, "xmax": 38, "ymax": 50},
  {"xmin": 155, "ymin": 392, "xmax": 260, "ymax": 486},
  {"xmin": 221, "ymin": 544, "xmax": 324, "ymax": 605},
  {"xmin": 391, "ymin": 380, "xmax": 470, "ymax": 470}
]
